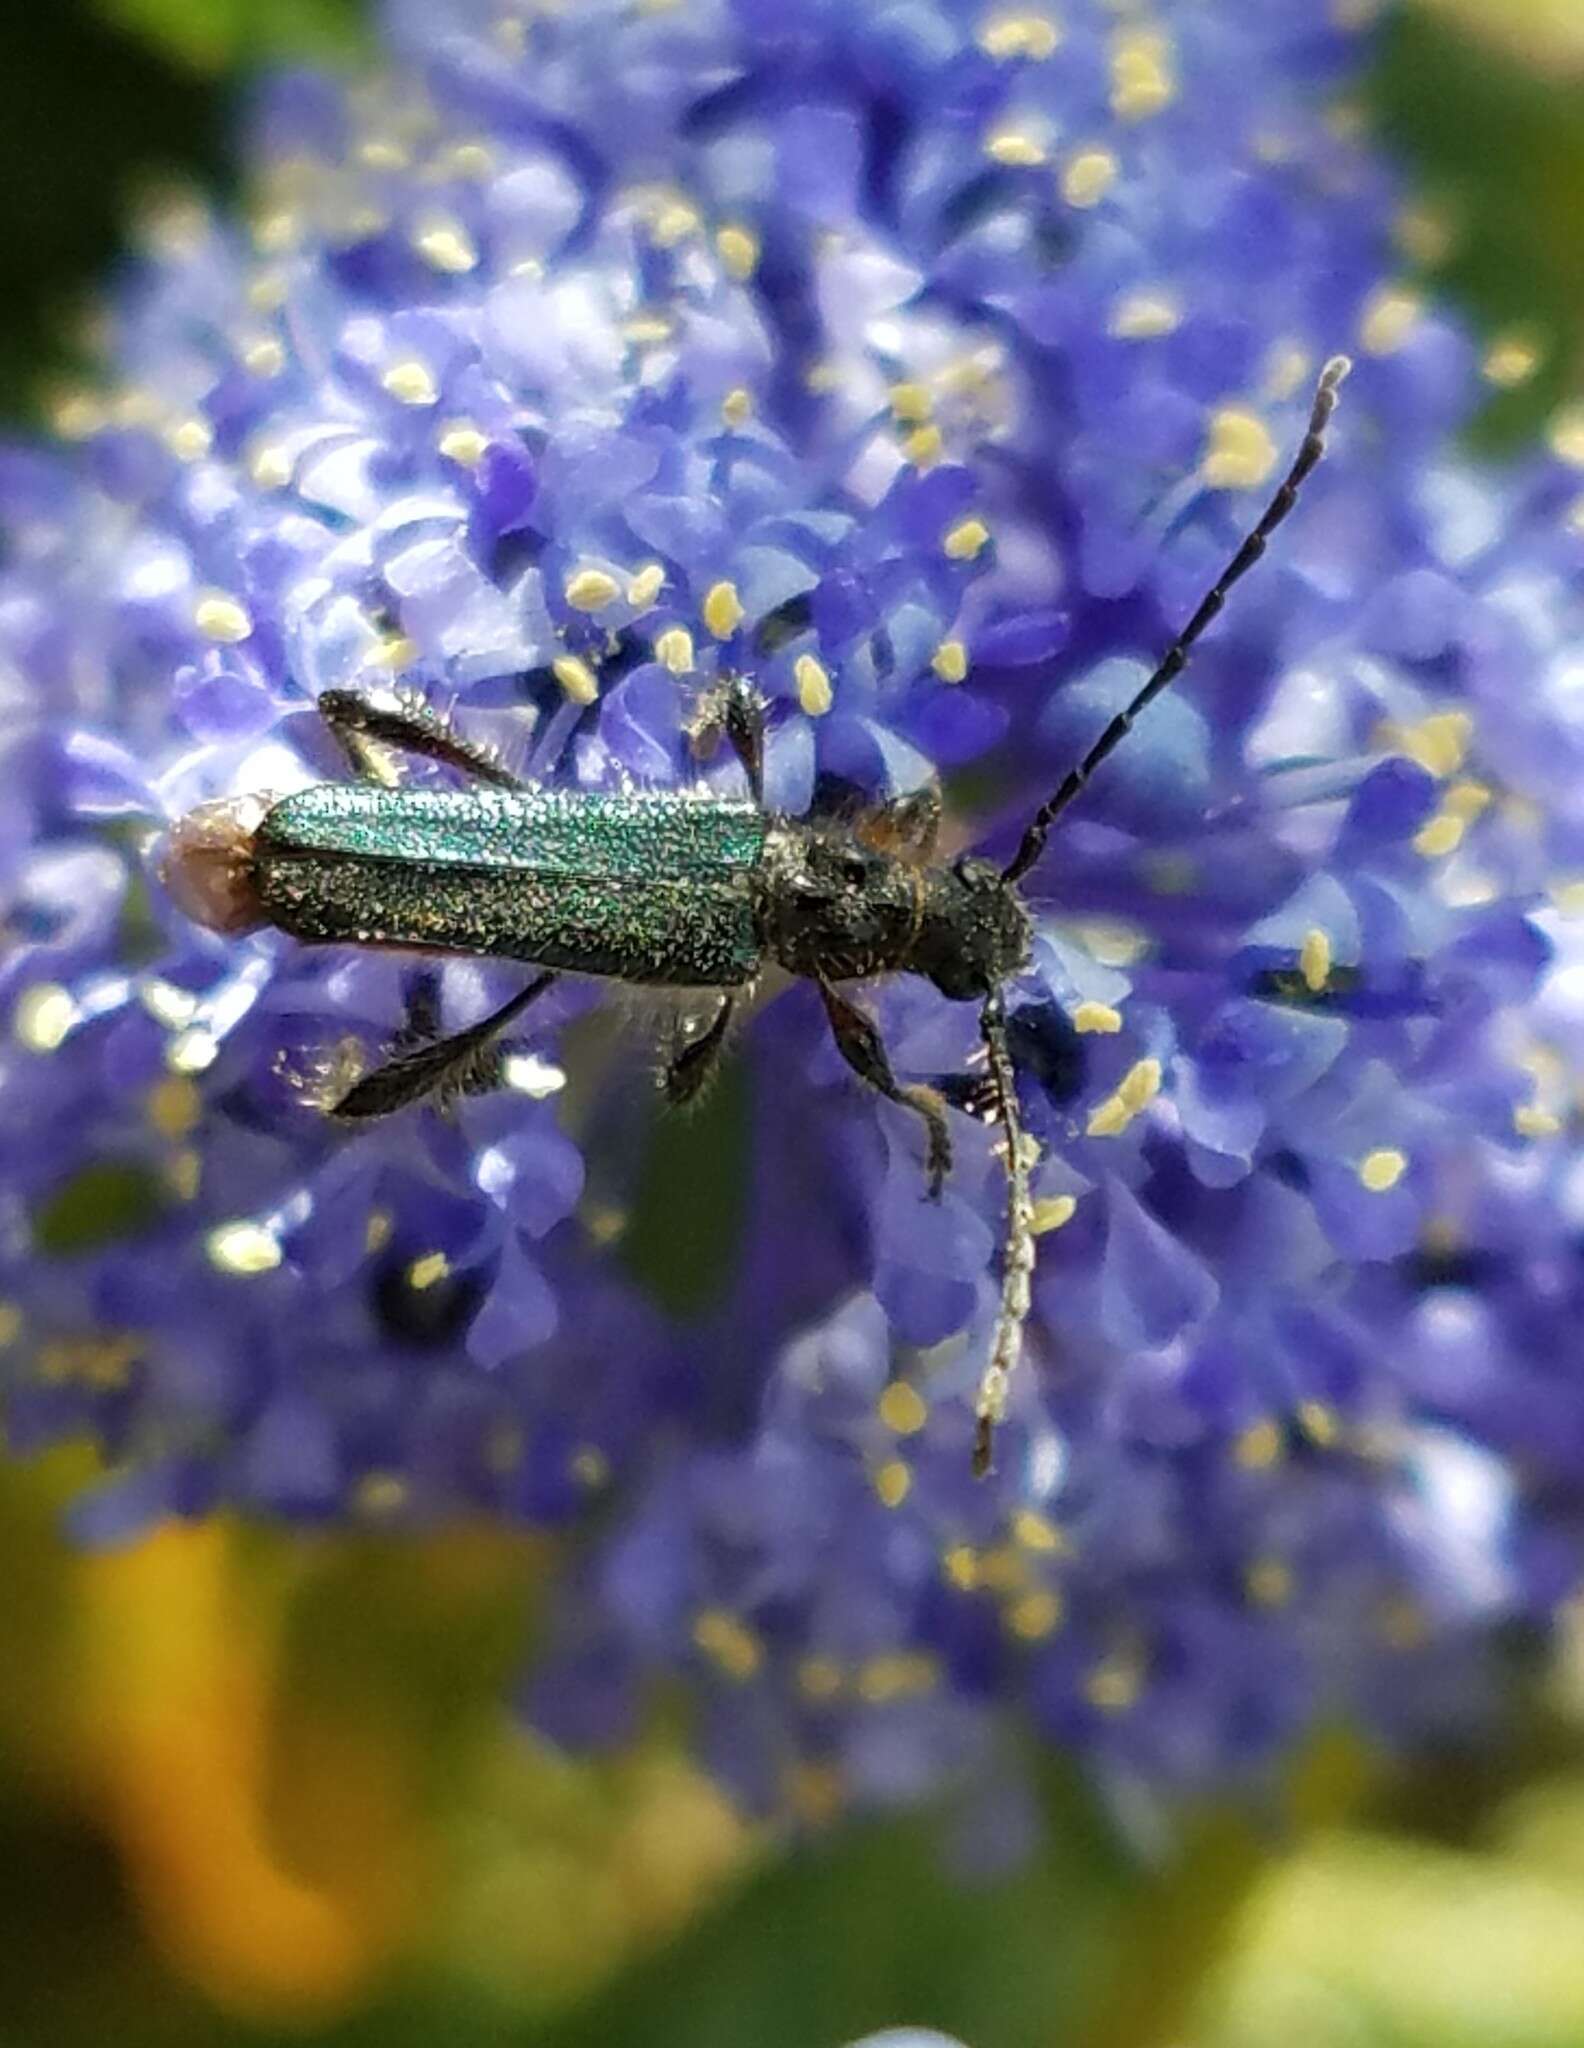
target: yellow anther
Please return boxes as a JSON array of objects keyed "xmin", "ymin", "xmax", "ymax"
[
  {"xmin": 167, "ymin": 418, "xmax": 213, "ymax": 462},
  {"xmin": 408, "ymin": 1250, "xmax": 450, "ymax": 1290},
  {"xmin": 147, "ymin": 1077, "xmax": 201, "ymax": 1139},
  {"xmin": 48, "ymin": 388, "xmax": 107, "ymax": 439},
  {"xmin": 571, "ymin": 1444, "xmax": 610, "ymax": 1488},
  {"xmin": 564, "ymin": 566, "xmax": 623, "ymax": 612},
  {"xmin": 715, "ymin": 223, "xmax": 760, "ymax": 280},
  {"xmin": 721, "ymin": 386, "xmax": 754, "ymax": 428},
  {"xmin": 1358, "ymin": 284, "xmax": 1422, "ymax": 356},
  {"xmin": 1300, "ymin": 928, "xmax": 1331, "ymax": 993},
  {"xmin": 1394, "ymin": 199, "xmax": 1454, "ymax": 268},
  {"xmin": 902, "ymin": 423, "xmax": 944, "ymax": 469},
  {"xmin": 943, "ymin": 1545, "xmax": 980, "ymax": 1591},
  {"xmin": 438, "ymin": 421, "xmax": 489, "ymax": 467},
  {"xmin": 1084, "ymin": 1652, "xmax": 1143, "ymax": 1710},
  {"xmin": 1031, "ymin": 1194, "xmax": 1077, "ymax": 1234},
  {"xmin": 1108, "ymin": 290, "xmax": 1181, "ymax": 340},
  {"xmin": 654, "ymin": 626, "xmax": 695, "ymax": 674},
  {"xmin": 1551, "ymin": 877, "xmax": 1584, "ymax": 917},
  {"xmin": 857, "ymin": 1652, "xmax": 938, "ymax": 1703},
  {"xmin": 1119, "ymin": 1057, "xmax": 1162, "ymax": 1113},
  {"xmin": 1007, "ymin": 1589, "xmax": 1064, "ymax": 1639},
  {"xmin": 365, "ymin": 1209, "xmax": 394, "ymax": 1253},
  {"xmin": 1246, "ymin": 1558, "xmax": 1294, "ymax": 1608},
  {"xmin": 1548, "ymin": 401, "xmax": 1584, "ymax": 468},
  {"xmin": 874, "ymin": 1458, "xmax": 912, "ymax": 1508},
  {"xmin": 1297, "ymin": 1400, "xmax": 1340, "ymax": 1447},
  {"xmin": 703, "ymin": 580, "xmax": 745, "ymax": 638},
  {"xmin": 1396, "ymin": 710, "xmax": 1472, "ymax": 778},
  {"xmin": 249, "ymin": 442, "xmax": 293, "ymax": 489},
  {"xmin": 358, "ymin": 137, "xmax": 409, "ymax": 171},
  {"xmin": 1515, "ymin": 1103, "xmax": 1563, "ymax": 1139},
  {"xmin": 1086, "ymin": 1092, "xmax": 1132, "ymax": 1139},
  {"xmin": 943, "ymin": 516, "xmax": 991, "ymax": 561},
  {"xmin": 1073, "ymin": 1002, "xmax": 1122, "ymax": 1034},
  {"xmin": 0, "ymin": 1303, "xmax": 20, "ymax": 1348},
  {"xmin": 1111, "ymin": 27, "xmax": 1175, "ymax": 119},
  {"xmin": 1012, "ymin": 1509, "xmax": 1064, "ymax": 1553},
  {"xmin": 627, "ymin": 563, "xmax": 665, "ymax": 608},
  {"xmin": 692, "ymin": 1608, "xmax": 762, "ymax": 1681},
  {"xmin": 1202, "ymin": 406, "xmax": 1278, "ymax": 490},
  {"xmin": 382, "ymin": 359, "xmax": 438, "ymax": 406},
  {"xmin": 979, "ymin": 12, "xmax": 1061, "ymax": 60},
  {"xmin": 1483, "ymin": 331, "xmax": 1541, "ymax": 389},
  {"xmin": 1413, "ymin": 810, "xmax": 1465, "ymax": 860},
  {"xmin": 552, "ymin": 654, "xmax": 599, "ymax": 704},
  {"xmin": 15, "ymin": 984, "xmax": 76, "ymax": 1053},
  {"xmin": 889, "ymin": 381, "xmax": 933, "ymax": 423},
  {"xmin": 1234, "ymin": 1417, "xmax": 1283, "ymax": 1470},
  {"xmin": 984, "ymin": 127, "xmax": 1048, "ymax": 167},
  {"xmin": 444, "ymin": 141, "xmax": 495, "ymax": 180},
  {"xmin": 931, "ymin": 638, "xmax": 968, "ymax": 683},
  {"xmin": 798, "ymin": 1655, "xmax": 844, "ymax": 1701},
  {"xmin": 206, "ymin": 1221, "xmax": 282, "ymax": 1275},
  {"xmin": 651, "ymin": 197, "xmax": 701, "ymax": 247},
  {"xmin": 412, "ymin": 216, "xmax": 479, "ymax": 273},
  {"xmin": 1358, "ymin": 1147, "xmax": 1408, "ymax": 1193},
  {"xmin": 194, "ymin": 593, "xmax": 253, "ymax": 643},
  {"xmin": 1445, "ymin": 779, "xmax": 1491, "ymax": 822},
  {"xmin": 623, "ymin": 313, "xmax": 673, "ymax": 347},
  {"xmin": 878, "ymin": 1381, "xmax": 929, "ymax": 1435},
  {"xmin": 1061, "ymin": 148, "xmax": 1118, "ymax": 209},
  {"xmin": 243, "ymin": 337, "xmax": 286, "ymax": 377}
]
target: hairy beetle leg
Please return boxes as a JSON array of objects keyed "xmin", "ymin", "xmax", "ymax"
[
  {"xmin": 333, "ymin": 971, "xmax": 557, "ymax": 1120},
  {"xmin": 318, "ymin": 688, "xmax": 525, "ymax": 790},
  {"xmin": 689, "ymin": 676, "xmax": 766, "ymax": 805},
  {"xmin": 663, "ymin": 995, "xmax": 737, "ymax": 1108},
  {"xmin": 818, "ymin": 979, "xmax": 952, "ymax": 1197}
]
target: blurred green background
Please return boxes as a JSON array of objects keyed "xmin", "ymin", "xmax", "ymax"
[{"xmin": 8, "ymin": 4, "xmax": 1584, "ymax": 2045}]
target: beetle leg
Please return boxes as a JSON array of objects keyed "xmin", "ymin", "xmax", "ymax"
[
  {"xmin": 332, "ymin": 972, "xmax": 557, "ymax": 1120},
  {"xmin": 318, "ymin": 689, "xmax": 525, "ymax": 790},
  {"xmin": 689, "ymin": 676, "xmax": 766, "ymax": 805},
  {"xmin": 662, "ymin": 996, "xmax": 737, "ymax": 1107},
  {"xmin": 817, "ymin": 980, "xmax": 952, "ymax": 1196}
]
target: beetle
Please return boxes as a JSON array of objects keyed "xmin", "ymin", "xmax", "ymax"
[{"xmin": 160, "ymin": 357, "xmax": 1350, "ymax": 1474}]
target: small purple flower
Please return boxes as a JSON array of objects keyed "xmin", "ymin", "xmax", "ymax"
[{"xmin": 5, "ymin": 0, "xmax": 1584, "ymax": 1832}]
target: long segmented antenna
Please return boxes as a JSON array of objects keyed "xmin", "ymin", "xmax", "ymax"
[
  {"xmin": 973, "ymin": 993, "xmax": 1036, "ymax": 1478},
  {"xmin": 1002, "ymin": 355, "xmax": 1352, "ymax": 887}
]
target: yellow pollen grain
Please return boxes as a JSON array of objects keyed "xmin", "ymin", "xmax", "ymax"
[
  {"xmin": 1007, "ymin": 1589, "xmax": 1063, "ymax": 1640},
  {"xmin": 889, "ymin": 381, "xmax": 933, "ymax": 423},
  {"xmin": 1032, "ymin": 1193, "xmax": 1077, "ymax": 1234},
  {"xmin": 721, "ymin": 386, "xmax": 754, "ymax": 428},
  {"xmin": 1548, "ymin": 401, "xmax": 1584, "ymax": 468},
  {"xmin": 571, "ymin": 1444, "xmax": 610, "ymax": 1488},
  {"xmin": 250, "ymin": 443, "xmax": 293, "ymax": 489},
  {"xmin": 878, "ymin": 1381, "xmax": 928, "ymax": 1435},
  {"xmin": 15, "ymin": 984, "xmax": 75, "ymax": 1053},
  {"xmin": 1235, "ymin": 1417, "xmax": 1283, "ymax": 1470},
  {"xmin": 194, "ymin": 593, "xmax": 253, "ymax": 643},
  {"xmin": 943, "ymin": 516, "xmax": 991, "ymax": 561},
  {"xmin": 438, "ymin": 421, "xmax": 489, "ymax": 467},
  {"xmin": 413, "ymin": 217, "xmax": 479, "ymax": 273},
  {"xmin": 243, "ymin": 337, "xmax": 286, "ymax": 377},
  {"xmin": 627, "ymin": 562, "xmax": 665, "ymax": 608},
  {"xmin": 985, "ymin": 127, "xmax": 1048, "ymax": 168},
  {"xmin": 1483, "ymin": 331, "xmax": 1542, "ymax": 389},
  {"xmin": 798, "ymin": 1655, "xmax": 844, "ymax": 1702},
  {"xmin": 903, "ymin": 423, "xmax": 945, "ymax": 469},
  {"xmin": 1246, "ymin": 1558, "xmax": 1294, "ymax": 1608},
  {"xmin": 715, "ymin": 223, "xmax": 760, "ymax": 280},
  {"xmin": 147, "ymin": 1076, "xmax": 201, "ymax": 1139},
  {"xmin": 1358, "ymin": 1147, "xmax": 1408, "ymax": 1193},
  {"xmin": 931, "ymin": 638, "xmax": 969, "ymax": 684},
  {"xmin": 692, "ymin": 1608, "xmax": 762, "ymax": 1681},
  {"xmin": 1202, "ymin": 406, "xmax": 1278, "ymax": 490},
  {"xmin": 1012, "ymin": 1508, "xmax": 1064, "ymax": 1553},
  {"xmin": 1300, "ymin": 928, "xmax": 1331, "ymax": 993},
  {"xmin": 1359, "ymin": 284, "xmax": 1422, "ymax": 357},
  {"xmin": 565, "ymin": 566, "xmax": 623, "ymax": 612},
  {"xmin": 703, "ymin": 580, "xmax": 745, "ymax": 638},
  {"xmin": 1413, "ymin": 810, "xmax": 1465, "ymax": 860},
  {"xmin": 874, "ymin": 1458, "xmax": 912, "ymax": 1509},
  {"xmin": 979, "ymin": 12, "xmax": 1061, "ymax": 61},
  {"xmin": 382, "ymin": 359, "xmax": 438, "ymax": 406},
  {"xmin": 1061, "ymin": 148, "xmax": 1118, "ymax": 209},
  {"xmin": 0, "ymin": 1302, "xmax": 20, "ymax": 1348},
  {"xmin": 1297, "ymin": 1400, "xmax": 1340, "ymax": 1447},
  {"xmin": 1073, "ymin": 1002, "xmax": 1122, "ymax": 1035},
  {"xmin": 1108, "ymin": 289, "xmax": 1181, "ymax": 340},
  {"xmin": 943, "ymin": 1545, "xmax": 980, "ymax": 1591},
  {"xmin": 1111, "ymin": 28, "xmax": 1175, "ymax": 119},
  {"xmin": 408, "ymin": 1250, "xmax": 450, "ymax": 1290},
  {"xmin": 206, "ymin": 1220, "xmax": 282, "ymax": 1276},
  {"xmin": 552, "ymin": 654, "xmax": 599, "ymax": 704},
  {"xmin": 1516, "ymin": 1103, "xmax": 1564, "ymax": 1139},
  {"xmin": 167, "ymin": 418, "xmax": 213, "ymax": 462},
  {"xmin": 654, "ymin": 626, "xmax": 695, "ymax": 675}
]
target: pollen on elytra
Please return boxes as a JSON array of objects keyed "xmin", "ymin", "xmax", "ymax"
[
  {"xmin": 703, "ymin": 580, "xmax": 744, "ymax": 638},
  {"xmin": 1061, "ymin": 148, "xmax": 1118, "ymax": 209},
  {"xmin": 943, "ymin": 516, "xmax": 991, "ymax": 561},
  {"xmin": 206, "ymin": 1220, "xmax": 283, "ymax": 1276},
  {"xmin": 1300, "ymin": 928, "xmax": 1332, "ymax": 993},
  {"xmin": 382, "ymin": 358, "xmax": 439, "ymax": 406},
  {"xmin": 552, "ymin": 654, "xmax": 599, "ymax": 704},
  {"xmin": 794, "ymin": 654, "xmax": 833, "ymax": 716},
  {"xmin": 931, "ymin": 638, "xmax": 968, "ymax": 682},
  {"xmin": 194, "ymin": 592, "xmax": 253, "ymax": 643},
  {"xmin": 654, "ymin": 626, "xmax": 695, "ymax": 674},
  {"xmin": 565, "ymin": 566, "xmax": 622, "ymax": 612},
  {"xmin": 1202, "ymin": 406, "xmax": 1278, "ymax": 490},
  {"xmin": 1358, "ymin": 1147, "xmax": 1408, "ymax": 1193}
]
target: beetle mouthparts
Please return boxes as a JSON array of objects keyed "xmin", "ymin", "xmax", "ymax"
[{"xmin": 157, "ymin": 792, "xmax": 274, "ymax": 935}]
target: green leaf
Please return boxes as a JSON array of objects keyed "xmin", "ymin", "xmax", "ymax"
[
  {"xmin": 92, "ymin": 0, "xmax": 368, "ymax": 71},
  {"xmin": 33, "ymin": 1161, "xmax": 167, "ymax": 1255}
]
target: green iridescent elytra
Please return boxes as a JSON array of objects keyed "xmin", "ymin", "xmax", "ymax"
[{"xmin": 255, "ymin": 783, "xmax": 768, "ymax": 987}]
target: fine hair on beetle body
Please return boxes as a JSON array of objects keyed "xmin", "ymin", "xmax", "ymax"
[{"xmin": 160, "ymin": 357, "xmax": 1352, "ymax": 1477}]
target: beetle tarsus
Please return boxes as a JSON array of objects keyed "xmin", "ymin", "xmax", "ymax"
[
  {"xmin": 817, "ymin": 979, "xmax": 953, "ymax": 1196},
  {"xmin": 318, "ymin": 688, "xmax": 525, "ymax": 791}
]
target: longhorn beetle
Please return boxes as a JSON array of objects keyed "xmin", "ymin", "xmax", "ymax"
[{"xmin": 161, "ymin": 357, "xmax": 1350, "ymax": 1475}]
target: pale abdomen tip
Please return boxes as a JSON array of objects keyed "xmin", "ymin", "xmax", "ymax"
[{"xmin": 157, "ymin": 793, "xmax": 274, "ymax": 935}]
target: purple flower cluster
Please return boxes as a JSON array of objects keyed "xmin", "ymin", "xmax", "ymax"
[{"xmin": 5, "ymin": 0, "xmax": 1584, "ymax": 1823}]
